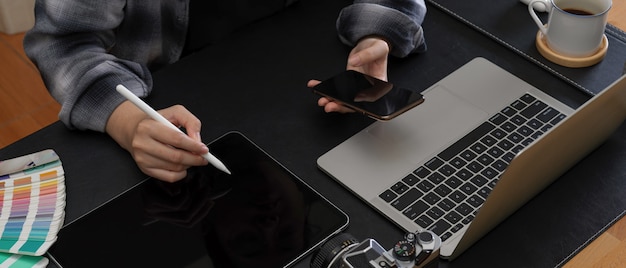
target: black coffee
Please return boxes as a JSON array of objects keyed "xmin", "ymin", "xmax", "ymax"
[{"xmin": 563, "ymin": 8, "xmax": 594, "ymax": 15}]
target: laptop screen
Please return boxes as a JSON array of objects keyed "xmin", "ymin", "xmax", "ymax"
[{"xmin": 47, "ymin": 132, "xmax": 349, "ymax": 268}]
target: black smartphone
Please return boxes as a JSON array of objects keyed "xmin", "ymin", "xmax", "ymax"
[{"xmin": 312, "ymin": 70, "xmax": 424, "ymax": 120}]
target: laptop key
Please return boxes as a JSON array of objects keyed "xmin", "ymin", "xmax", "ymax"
[
  {"xmin": 522, "ymin": 137, "xmax": 535, "ymax": 147},
  {"xmin": 517, "ymin": 125, "xmax": 533, "ymax": 136},
  {"xmin": 520, "ymin": 93, "xmax": 536, "ymax": 104},
  {"xmin": 511, "ymin": 115, "xmax": 527, "ymax": 126},
  {"xmin": 497, "ymin": 139, "xmax": 514, "ymax": 151},
  {"xmin": 507, "ymin": 132, "xmax": 523, "ymax": 144},
  {"xmin": 470, "ymin": 174, "xmax": 488, "ymax": 187},
  {"xmin": 434, "ymin": 185, "xmax": 452, "ymax": 197},
  {"xmin": 379, "ymin": 190, "xmax": 397, "ymax": 203},
  {"xmin": 512, "ymin": 145, "xmax": 525, "ymax": 154},
  {"xmin": 551, "ymin": 113, "xmax": 566, "ymax": 125},
  {"xmin": 467, "ymin": 161, "xmax": 484, "ymax": 173},
  {"xmin": 511, "ymin": 100, "xmax": 528, "ymax": 111},
  {"xmin": 477, "ymin": 187, "xmax": 491, "ymax": 199},
  {"xmin": 501, "ymin": 106, "xmax": 516, "ymax": 117},
  {"xmin": 415, "ymin": 215, "xmax": 434, "ymax": 228},
  {"xmin": 391, "ymin": 181, "xmax": 409, "ymax": 194},
  {"xmin": 460, "ymin": 150, "xmax": 477, "ymax": 162},
  {"xmin": 455, "ymin": 168, "xmax": 472, "ymax": 181},
  {"xmin": 438, "ymin": 122, "xmax": 494, "ymax": 161},
  {"xmin": 445, "ymin": 177, "xmax": 463, "ymax": 189},
  {"xmin": 540, "ymin": 124, "xmax": 553, "ymax": 133},
  {"xmin": 413, "ymin": 166, "xmax": 430, "ymax": 178},
  {"xmin": 444, "ymin": 211, "xmax": 463, "ymax": 224},
  {"xmin": 455, "ymin": 203, "xmax": 473, "ymax": 216},
  {"xmin": 526, "ymin": 118, "xmax": 544, "ymax": 130},
  {"xmin": 470, "ymin": 142, "xmax": 487, "ymax": 154},
  {"xmin": 477, "ymin": 154, "xmax": 495, "ymax": 166},
  {"xmin": 467, "ymin": 195, "xmax": 485, "ymax": 208},
  {"xmin": 487, "ymin": 147, "xmax": 505, "ymax": 159},
  {"xmin": 459, "ymin": 182, "xmax": 478, "ymax": 196},
  {"xmin": 481, "ymin": 167, "xmax": 497, "ymax": 179},
  {"xmin": 537, "ymin": 107, "xmax": 559, "ymax": 122},
  {"xmin": 427, "ymin": 207, "xmax": 445, "ymax": 219},
  {"xmin": 427, "ymin": 172, "xmax": 446, "ymax": 185},
  {"xmin": 449, "ymin": 157, "xmax": 467, "ymax": 169},
  {"xmin": 451, "ymin": 224, "xmax": 464, "ymax": 234},
  {"xmin": 403, "ymin": 200, "xmax": 429, "ymax": 220},
  {"xmin": 438, "ymin": 164, "xmax": 456, "ymax": 176},
  {"xmin": 520, "ymin": 100, "xmax": 548, "ymax": 119},
  {"xmin": 417, "ymin": 180, "xmax": 435, "ymax": 192},
  {"xmin": 500, "ymin": 122, "xmax": 517, "ymax": 132},
  {"xmin": 489, "ymin": 113, "xmax": 507, "ymax": 125},
  {"xmin": 488, "ymin": 179, "xmax": 498, "ymax": 189},
  {"xmin": 437, "ymin": 198, "xmax": 456, "ymax": 211},
  {"xmin": 491, "ymin": 159, "xmax": 508, "ymax": 172},
  {"xmin": 391, "ymin": 188, "xmax": 422, "ymax": 211},
  {"xmin": 502, "ymin": 152, "xmax": 515, "ymax": 163},
  {"xmin": 402, "ymin": 174, "xmax": 419, "ymax": 186},
  {"xmin": 449, "ymin": 190, "xmax": 467, "ymax": 203},
  {"xmin": 403, "ymin": 210, "xmax": 420, "ymax": 220},
  {"xmin": 429, "ymin": 219, "xmax": 452, "ymax": 236},
  {"xmin": 440, "ymin": 232, "xmax": 452, "ymax": 242},
  {"xmin": 480, "ymin": 135, "xmax": 497, "ymax": 147},
  {"xmin": 424, "ymin": 157, "xmax": 444, "ymax": 171},
  {"xmin": 424, "ymin": 192, "xmax": 441, "ymax": 205},
  {"xmin": 490, "ymin": 128, "xmax": 506, "ymax": 139}
]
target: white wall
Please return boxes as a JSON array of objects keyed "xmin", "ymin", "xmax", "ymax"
[{"xmin": 0, "ymin": 0, "xmax": 35, "ymax": 34}]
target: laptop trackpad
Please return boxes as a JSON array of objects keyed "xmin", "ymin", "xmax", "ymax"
[
  {"xmin": 320, "ymin": 85, "xmax": 489, "ymax": 199},
  {"xmin": 366, "ymin": 85, "xmax": 488, "ymax": 153}
]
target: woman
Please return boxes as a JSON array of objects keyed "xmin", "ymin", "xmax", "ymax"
[{"xmin": 24, "ymin": 0, "xmax": 427, "ymax": 182}]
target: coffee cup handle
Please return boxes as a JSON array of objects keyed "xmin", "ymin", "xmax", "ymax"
[{"xmin": 528, "ymin": 0, "xmax": 550, "ymax": 35}]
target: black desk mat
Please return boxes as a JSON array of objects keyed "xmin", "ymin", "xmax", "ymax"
[
  {"xmin": 427, "ymin": 0, "xmax": 626, "ymax": 96},
  {"xmin": 1, "ymin": 1, "xmax": 624, "ymax": 267}
]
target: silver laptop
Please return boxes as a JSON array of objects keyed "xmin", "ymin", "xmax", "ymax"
[{"xmin": 317, "ymin": 57, "xmax": 626, "ymax": 260}]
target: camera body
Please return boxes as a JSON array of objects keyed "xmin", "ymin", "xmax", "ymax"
[{"xmin": 311, "ymin": 231, "xmax": 442, "ymax": 268}]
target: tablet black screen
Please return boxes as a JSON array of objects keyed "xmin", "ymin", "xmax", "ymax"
[{"xmin": 47, "ymin": 132, "xmax": 349, "ymax": 268}]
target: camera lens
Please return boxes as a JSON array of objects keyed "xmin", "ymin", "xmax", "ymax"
[{"xmin": 310, "ymin": 233, "xmax": 359, "ymax": 268}]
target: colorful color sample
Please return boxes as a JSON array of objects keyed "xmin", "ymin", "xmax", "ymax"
[{"xmin": 0, "ymin": 150, "xmax": 66, "ymax": 267}]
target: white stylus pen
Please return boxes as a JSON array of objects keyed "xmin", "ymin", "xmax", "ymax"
[{"xmin": 115, "ymin": 84, "xmax": 231, "ymax": 175}]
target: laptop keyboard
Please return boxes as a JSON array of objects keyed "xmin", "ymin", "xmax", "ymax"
[{"xmin": 378, "ymin": 93, "xmax": 566, "ymax": 242}]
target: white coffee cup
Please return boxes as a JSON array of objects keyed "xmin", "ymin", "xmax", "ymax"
[{"xmin": 528, "ymin": 0, "xmax": 611, "ymax": 57}]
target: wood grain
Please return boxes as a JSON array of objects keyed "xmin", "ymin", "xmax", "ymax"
[{"xmin": 1, "ymin": 3, "xmax": 625, "ymax": 266}]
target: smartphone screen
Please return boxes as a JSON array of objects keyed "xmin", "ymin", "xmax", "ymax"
[{"xmin": 312, "ymin": 70, "xmax": 424, "ymax": 120}]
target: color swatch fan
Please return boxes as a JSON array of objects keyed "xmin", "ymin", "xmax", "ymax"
[{"xmin": 0, "ymin": 150, "xmax": 67, "ymax": 267}]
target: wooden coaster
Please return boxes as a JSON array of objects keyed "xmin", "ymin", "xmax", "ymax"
[{"xmin": 535, "ymin": 31, "xmax": 609, "ymax": 68}]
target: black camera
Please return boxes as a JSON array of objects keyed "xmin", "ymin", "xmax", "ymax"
[{"xmin": 310, "ymin": 230, "xmax": 441, "ymax": 268}]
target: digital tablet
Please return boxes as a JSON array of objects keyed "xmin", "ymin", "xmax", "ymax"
[{"xmin": 47, "ymin": 132, "xmax": 349, "ymax": 268}]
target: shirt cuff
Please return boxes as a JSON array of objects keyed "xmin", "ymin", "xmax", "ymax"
[{"xmin": 336, "ymin": 3, "xmax": 427, "ymax": 57}]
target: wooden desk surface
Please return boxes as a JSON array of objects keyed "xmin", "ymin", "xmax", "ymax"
[{"xmin": 0, "ymin": 2, "xmax": 625, "ymax": 267}]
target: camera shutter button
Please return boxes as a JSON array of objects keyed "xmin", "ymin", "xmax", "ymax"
[{"xmin": 418, "ymin": 232, "xmax": 434, "ymax": 244}]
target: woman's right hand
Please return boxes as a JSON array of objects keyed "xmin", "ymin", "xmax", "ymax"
[{"xmin": 106, "ymin": 101, "xmax": 209, "ymax": 182}]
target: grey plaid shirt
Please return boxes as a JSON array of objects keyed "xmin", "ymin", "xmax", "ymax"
[{"xmin": 24, "ymin": 0, "xmax": 426, "ymax": 132}]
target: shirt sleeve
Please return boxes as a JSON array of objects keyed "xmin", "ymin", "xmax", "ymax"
[
  {"xmin": 336, "ymin": 0, "xmax": 427, "ymax": 57},
  {"xmin": 23, "ymin": 0, "xmax": 153, "ymax": 132}
]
